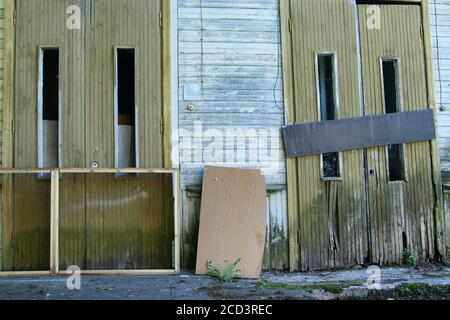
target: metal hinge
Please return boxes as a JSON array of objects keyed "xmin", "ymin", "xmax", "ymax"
[
  {"xmin": 13, "ymin": 10, "xmax": 17, "ymax": 26},
  {"xmin": 288, "ymin": 19, "xmax": 292, "ymax": 33},
  {"xmin": 159, "ymin": 11, "xmax": 162, "ymax": 27},
  {"xmin": 160, "ymin": 118, "xmax": 164, "ymax": 134}
]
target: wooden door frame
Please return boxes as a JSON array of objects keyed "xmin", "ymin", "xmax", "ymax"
[
  {"xmin": 0, "ymin": 167, "xmax": 181, "ymax": 276},
  {"xmin": 280, "ymin": 0, "xmax": 446, "ymax": 270}
]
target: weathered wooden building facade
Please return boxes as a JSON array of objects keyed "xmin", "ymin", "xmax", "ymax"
[
  {"xmin": 0, "ymin": 0, "xmax": 448, "ymax": 273},
  {"xmin": 430, "ymin": 0, "xmax": 450, "ymax": 259}
]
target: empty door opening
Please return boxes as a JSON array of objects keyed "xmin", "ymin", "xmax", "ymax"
[
  {"xmin": 38, "ymin": 48, "xmax": 60, "ymax": 171},
  {"xmin": 381, "ymin": 59, "xmax": 406, "ymax": 182},
  {"xmin": 115, "ymin": 48, "xmax": 137, "ymax": 169},
  {"xmin": 317, "ymin": 54, "xmax": 341, "ymax": 179}
]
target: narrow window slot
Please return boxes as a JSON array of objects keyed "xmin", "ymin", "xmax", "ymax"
[
  {"xmin": 38, "ymin": 48, "xmax": 60, "ymax": 174},
  {"xmin": 115, "ymin": 48, "xmax": 137, "ymax": 170},
  {"xmin": 382, "ymin": 59, "xmax": 406, "ymax": 182},
  {"xmin": 317, "ymin": 54, "xmax": 341, "ymax": 179}
]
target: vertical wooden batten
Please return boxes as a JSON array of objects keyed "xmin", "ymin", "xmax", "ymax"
[
  {"xmin": 421, "ymin": 0, "xmax": 446, "ymax": 262},
  {"xmin": 279, "ymin": 0, "xmax": 299, "ymax": 271},
  {"xmin": 50, "ymin": 170, "xmax": 59, "ymax": 274},
  {"xmin": 162, "ymin": 0, "xmax": 172, "ymax": 169},
  {"xmin": 2, "ymin": 0, "xmax": 14, "ymax": 170},
  {"xmin": 1, "ymin": 0, "xmax": 15, "ymax": 271}
]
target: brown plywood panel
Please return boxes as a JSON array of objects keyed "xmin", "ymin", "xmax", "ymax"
[{"xmin": 196, "ymin": 167, "xmax": 267, "ymax": 279}]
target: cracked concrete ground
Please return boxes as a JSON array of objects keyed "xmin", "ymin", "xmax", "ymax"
[{"xmin": 0, "ymin": 265, "xmax": 448, "ymax": 300}]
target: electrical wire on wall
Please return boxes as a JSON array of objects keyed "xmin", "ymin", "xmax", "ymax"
[
  {"xmin": 200, "ymin": 0, "xmax": 204, "ymax": 91},
  {"xmin": 433, "ymin": 0, "xmax": 445, "ymax": 112},
  {"xmin": 273, "ymin": 10, "xmax": 287, "ymax": 119}
]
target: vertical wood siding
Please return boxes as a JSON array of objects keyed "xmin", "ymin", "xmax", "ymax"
[
  {"xmin": 359, "ymin": 4, "xmax": 436, "ymax": 265},
  {"xmin": 14, "ymin": 0, "xmax": 84, "ymax": 168},
  {"xmin": 0, "ymin": 0, "xmax": 4, "ymax": 269},
  {"xmin": 88, "ymin": 0, "xmax": 163, "ymax": 169},
  {"xmin": 288, "ymin": 0, "xmax": 368, "ymax": 271},
  {"xmin": 7, "ymin": 0, "xmax": 85, "ymax": 272},
  {"xmin": 177, "ymin": 0, "xmax": 289, "ymax": 270},
  {"xmin": 430, "ymin": 0, "xmax": 450, "ymax": 185},
  {"xmin": 2, "ymin": 0, "xmax": 173, "ymax": 271},
  {"xmin": 0, "ymin": 0, "xmax": 4, "ymax": 165}
]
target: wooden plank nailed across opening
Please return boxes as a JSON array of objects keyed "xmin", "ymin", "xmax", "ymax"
[
  {"xmin": 283, "ymin": 109, "xmax": 436, "ymax": 158},
  {"xmin": 196, "ymin": 167, "xmax": 267, "ymax": 279}
]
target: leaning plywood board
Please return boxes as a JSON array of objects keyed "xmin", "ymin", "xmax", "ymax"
[{"xmin": 196, "ymin": 167, "xmax": 267, "ymax": 279}]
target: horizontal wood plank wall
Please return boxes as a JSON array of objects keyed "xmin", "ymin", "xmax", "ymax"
[
  {"xmin": 88, "ymin": 0, "xmax": 163, "ymax": 169},
  {"xmin": 288, "ymin": 0, "xmax": 368, "ymax": 271},
  {"xmin": 359, "ymin": 4, "xmax": 436, "ymax": 264},
  {"xmin": 178, "ymin": 0, "xmax": 286, "ymax": 186},
  {"xmin": 430, "ymin": 0, "xmax": 450, "ymax": 185},
  {"xmin": 177, "ymin": 0, "xmax": 289, "ymax": 270}
]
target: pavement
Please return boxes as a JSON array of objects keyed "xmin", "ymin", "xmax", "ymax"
[{"xmin": 0, "ymin": 265, "xmax": 449, "ymax": 300}]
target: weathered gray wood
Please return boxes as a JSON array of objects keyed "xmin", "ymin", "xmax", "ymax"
[{"xmin": 177, "ymin": 0, "xmax": 288, "ymax": 270}]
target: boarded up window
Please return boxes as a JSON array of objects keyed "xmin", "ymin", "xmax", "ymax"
[{"xmin": 382, "ymin": 59, "xmax": 406, "ymax": 182}]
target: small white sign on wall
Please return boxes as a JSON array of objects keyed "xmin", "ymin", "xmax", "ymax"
[{"xmin": 184, "ymin": 83, "xmax": 202, "ymax": 101}]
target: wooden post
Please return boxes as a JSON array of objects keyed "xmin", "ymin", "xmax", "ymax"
[
  {"xmin": 421, "ymin": 0, "xmax": 447, "ymax": 262},
  {"xmin": 1, "ymin": 0, "xmax": 16, "ymax": 272},
  {"xmin": 279, "ymin": 0, "xmax": 300, "ymax": 271},
  {"xmin": 2, "ymin": 0, "xmax": 15, "ymax": 170},
  {"xmin": 174, "ymin": 170, "xmax": 181, "ymax": 273},
  {"xmin": 162, "ymin": 0, "xmax": 172, "ymax": 168},
  {"xmin": 50, "ymin": 170, "xmax": 59, "ymax": 274}
]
